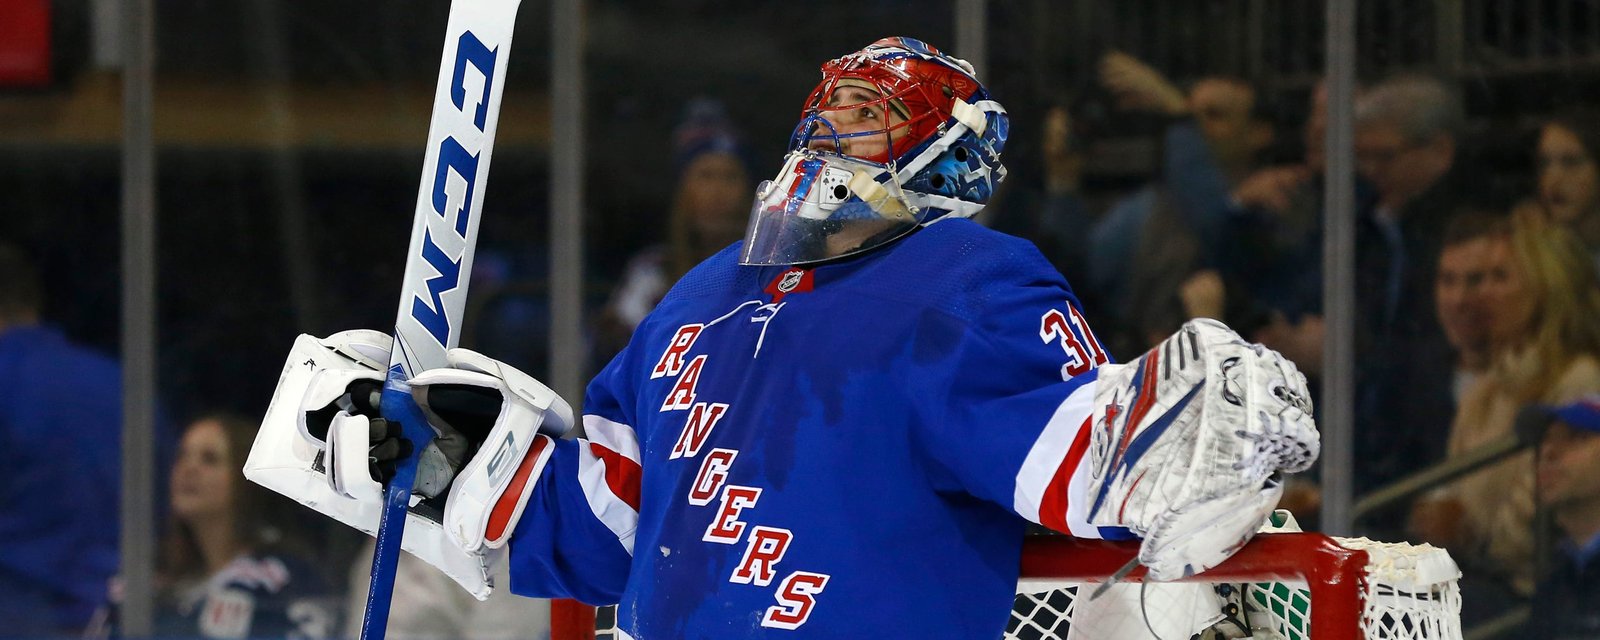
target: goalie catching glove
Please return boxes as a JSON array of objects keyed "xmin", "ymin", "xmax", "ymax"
[{"xmin": 1085, "ymin": 318, "xmax": 1319, "ymax": 581}]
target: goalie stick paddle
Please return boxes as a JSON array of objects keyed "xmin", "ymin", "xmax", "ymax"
[{"xmin": 363, "ymin": 1, "xmax": 523, "ymax": 638}]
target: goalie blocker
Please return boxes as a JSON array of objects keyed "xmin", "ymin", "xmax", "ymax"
[{"xmin": 243, "ymin": 330, "xmax": 573, "ymax": 598}]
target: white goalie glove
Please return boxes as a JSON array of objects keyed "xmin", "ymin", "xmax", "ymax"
[
  {"xmin": 244, "ymin": 330, "xmax": 574, "ymax": 598},
  {"xmin": 1084, "ymin": 318, "xmax": 1319, "ymax": 581},
  {"xmin": 404, "ymin": 348, "xmax": 574, "ymax": 553},
  {"xmin": 290, "ymin": 331, "xmax": 460, "ymax": 504}
]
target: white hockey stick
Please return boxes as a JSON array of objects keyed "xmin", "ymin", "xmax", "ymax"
[{"xmin": 364, "ymin": 1, "xmax": 523, "ymax": 638}]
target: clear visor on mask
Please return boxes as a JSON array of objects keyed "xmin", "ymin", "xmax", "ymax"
[{"xmin": 739, "ymin": 150, "xmax": 925, "ymax": 266}]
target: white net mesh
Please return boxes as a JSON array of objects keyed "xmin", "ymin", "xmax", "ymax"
[
  {"xmin": 1006, "ymin": 536, "xmax": 1463, "ymax": 640},
  {"xmin": 1341, "ymin": 537, "xmax": 1464, "ymax": 640}
]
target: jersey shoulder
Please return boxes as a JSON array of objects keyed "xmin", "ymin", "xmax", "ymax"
[
  {"xmin": 864, "ymin": 218, "xmax": 1079, "ymax": 325},
  {"xmin": 657, "ymin": 241, "xmax": 764, "ymax": 303},
  {"xmin": 648, "ymin": 223, "xmax": 1078, "ymax": 328}
]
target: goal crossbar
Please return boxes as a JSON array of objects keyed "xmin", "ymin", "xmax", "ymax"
[{"xmin": 1020, "ymin": 533, "xmax": 1367, "ymax": 634}]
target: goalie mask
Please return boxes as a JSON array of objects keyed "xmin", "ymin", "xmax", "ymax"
[{"xmin": 740, "ymin": 36, "xmax": 1010, "ymax": 266}]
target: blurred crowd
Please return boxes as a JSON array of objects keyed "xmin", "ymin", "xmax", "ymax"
[
  {"xmin": 981, "ymin": 52, "xmax": 1600, "ymax": 636},
  {"xmin": 9, "ymin": 16, "xmax": 1600, "ymax": 639}
]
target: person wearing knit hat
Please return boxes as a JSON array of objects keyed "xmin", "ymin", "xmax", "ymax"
[
  {"xmin": 592, "ymin": 97, "xmax": 755, "ymax": 367},
  {"xmin": 665, "ymin": 97, "xmax": 756, "ymax": 279},
  {"xmin": 671, "ymin": 97, "xmax": 757, "ymax": 180}
]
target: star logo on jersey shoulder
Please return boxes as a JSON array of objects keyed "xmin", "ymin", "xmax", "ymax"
[{"xmin": 764, "ymin": 267, "xmax": 815, "ymax": 303}]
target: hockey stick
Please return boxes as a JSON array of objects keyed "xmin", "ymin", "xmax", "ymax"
[{"xmin": 363, "ymin": 1, "xmax": 523, "ymax": 638}]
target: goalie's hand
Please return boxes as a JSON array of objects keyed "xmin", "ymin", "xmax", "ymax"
[
  {"xmin": 1084, "ymin": 318, "xmax": 1319, "ymax": 581},
  {"xmin": 357, "ymin": 372, "xmax": 506, "ymax": 497},
  {"xmin": 294, "ymin": 330, "xmax": 461, "ymax": 502},
  {"xmin": 303, "ymin": 376, "xmax": 413, "ymax": 488},
  {"xmin": 363, "ymin": 418, "xmax": 410, "ymax": 484}
]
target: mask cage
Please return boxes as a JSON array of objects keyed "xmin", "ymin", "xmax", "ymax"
[{"xmin": 788, "ymin": 63, "xmax": 956, "ymax": 167}]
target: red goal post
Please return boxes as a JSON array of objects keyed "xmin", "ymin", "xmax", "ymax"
[{"xmin": 547, "ymin": 532, "xmax": 1463, "ymax": 639}]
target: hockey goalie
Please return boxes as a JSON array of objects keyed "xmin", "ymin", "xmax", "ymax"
[{"xmin": 246, "ymin": 37, "xmax": 1318, "ymax": 638}]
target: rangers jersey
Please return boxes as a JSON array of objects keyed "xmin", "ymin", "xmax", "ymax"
[
  {"xmin": 94, "ymin": 551, "xmax": 338, "ymax": 639},
  {"xmin": 506, "ymin": 218, "xmax": 1127, "ymax": 638}
]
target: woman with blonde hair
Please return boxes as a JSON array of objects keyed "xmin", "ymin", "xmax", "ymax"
[{"xmin": 1418, "ymin": 208, "xmax": 1600, "ymax": 597}]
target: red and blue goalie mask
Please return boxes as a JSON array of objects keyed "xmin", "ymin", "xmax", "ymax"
[{"xmin": 740, "ymin": 37, "xmax": 1010, "ymax": 266}]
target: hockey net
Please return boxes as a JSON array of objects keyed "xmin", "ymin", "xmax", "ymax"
[
  {"xmin": 1009, "ymin": 533, "xmax": 1462, "ymax": 640},
  {"xmin": 552, "ymin": 532, "xmax": 1462, "ymax": 640}
]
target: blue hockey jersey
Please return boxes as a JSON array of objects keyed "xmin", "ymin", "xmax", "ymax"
[
  {"xmin": 94, "ymin": 551, "xmax": 338, "ymax": 639},
  {"xmin": 507, "ymin": 218, "xmax": 1125, "ymax": 638}
]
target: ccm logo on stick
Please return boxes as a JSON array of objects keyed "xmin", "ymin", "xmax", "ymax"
[{"xmin": 412, "ymin": 32, "xmax": 499, "ymax": 347}]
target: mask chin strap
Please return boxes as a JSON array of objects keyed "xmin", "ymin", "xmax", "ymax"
[
  {"xmin": 892, "ymin": 98, "xmax": 1007, "ymax": 221},
  {"xmin": 847, "ymin": 170, "xmax": 916, "ymax": 222}
]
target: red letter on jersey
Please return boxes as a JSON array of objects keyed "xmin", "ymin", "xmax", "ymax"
[
  {"xmin": 688, "ymin": 448, "xmax": 737, "ymax": 506},
  {"xmin": 762, "ymin": 571, "xmax": 831, "ymax": 630},
  {"xmin": 651, "ymin": 324, "xmax": 704, "ymax": 379},
  {"xmin": 660, "ymin": 355, "xmax": 707, "ymax": 411},
  {"xmin": 730, "ymin": 526, "xmax": 793, "ymax": 587},
  {"xmin": 670, "ymin": 402, "xmax": 729, "ymax": 460},
  {"xmin": 703, "ymin": 485, "xmax": 761, "ymax": 544}
]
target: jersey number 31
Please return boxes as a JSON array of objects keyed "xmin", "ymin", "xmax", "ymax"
[{"xmin": 1040, "ymin": 305, "xmax": 1108, "ymax": 378}]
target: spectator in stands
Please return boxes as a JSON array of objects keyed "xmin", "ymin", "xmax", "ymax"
[
  {"xmin": 1356, "ymin": 75, "xmax": 1466, "ymax": 223},
  {"xmin": 981, "ymin": 104, "xmax": 1090, "ymax": 283},
  {"xmin": 592, "ymin": 97, "xmax": 753, "ymax": 365},
  {"xmin": 1415, "ymin": 210, "xmax": 1600, "ymax": 598},
  {"xmin": 1350, "ymin": 74, "xmax": 1471, "ymax": 346},
  {"xmin": 1104, "ymin": 53, "xmax": 1276, "ymax": 351},
  {"xmin": 149, "ymin": 414, "xmax": 336, "ymax": 637},
  {"xmin": 1535, "ymin": 110, "xmax": 1600, "ymax": 268},
  {"xmin": 1349, "ymin": 74, "xmax": 1476, "ymax": 497},
  {"xmin": 1330, "ymin": 211, "xmax": 1504, "ymax": 539},
  {"xmin": 1523, "ymin": 395, "xmax": 1600, "ymax": 637},
  {"xmin": 1350, "ymin": 73, "xmax": 1471, "ymax": 347},
  {"xmin": 1190, "ymin": 75, "xmax": 1471, "ymax": 508},
  {"xmin": 1179, "ymin": 82, "xmax": 1337, "ymax": 528},
  {"xmin": 0, "ymin": 242, "xmax": 126, "ymax": 637},
  {"xmin": 1223, "ymin": 81, "xmax": 1334, "ymax": 375},
  {"xmin": 1434, "ymin": 212, "xmax": 1500, "ymax": 403},
  {"xmin": 1041, "ymin": 51, "xmax": 1276, "ymax": 357},
  {"xmin": 1405, "ymin": 212, "xmax": 1505, "ymax": 552}
]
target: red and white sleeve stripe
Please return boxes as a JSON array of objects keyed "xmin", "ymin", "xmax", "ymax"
[
  {"xmin": 579, "ymin": 414, "xmax": 643, "ymax": 555},
  {"xmin": 1012, "ymin": 380, "xmax": 1104, "ymax": 538}
]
